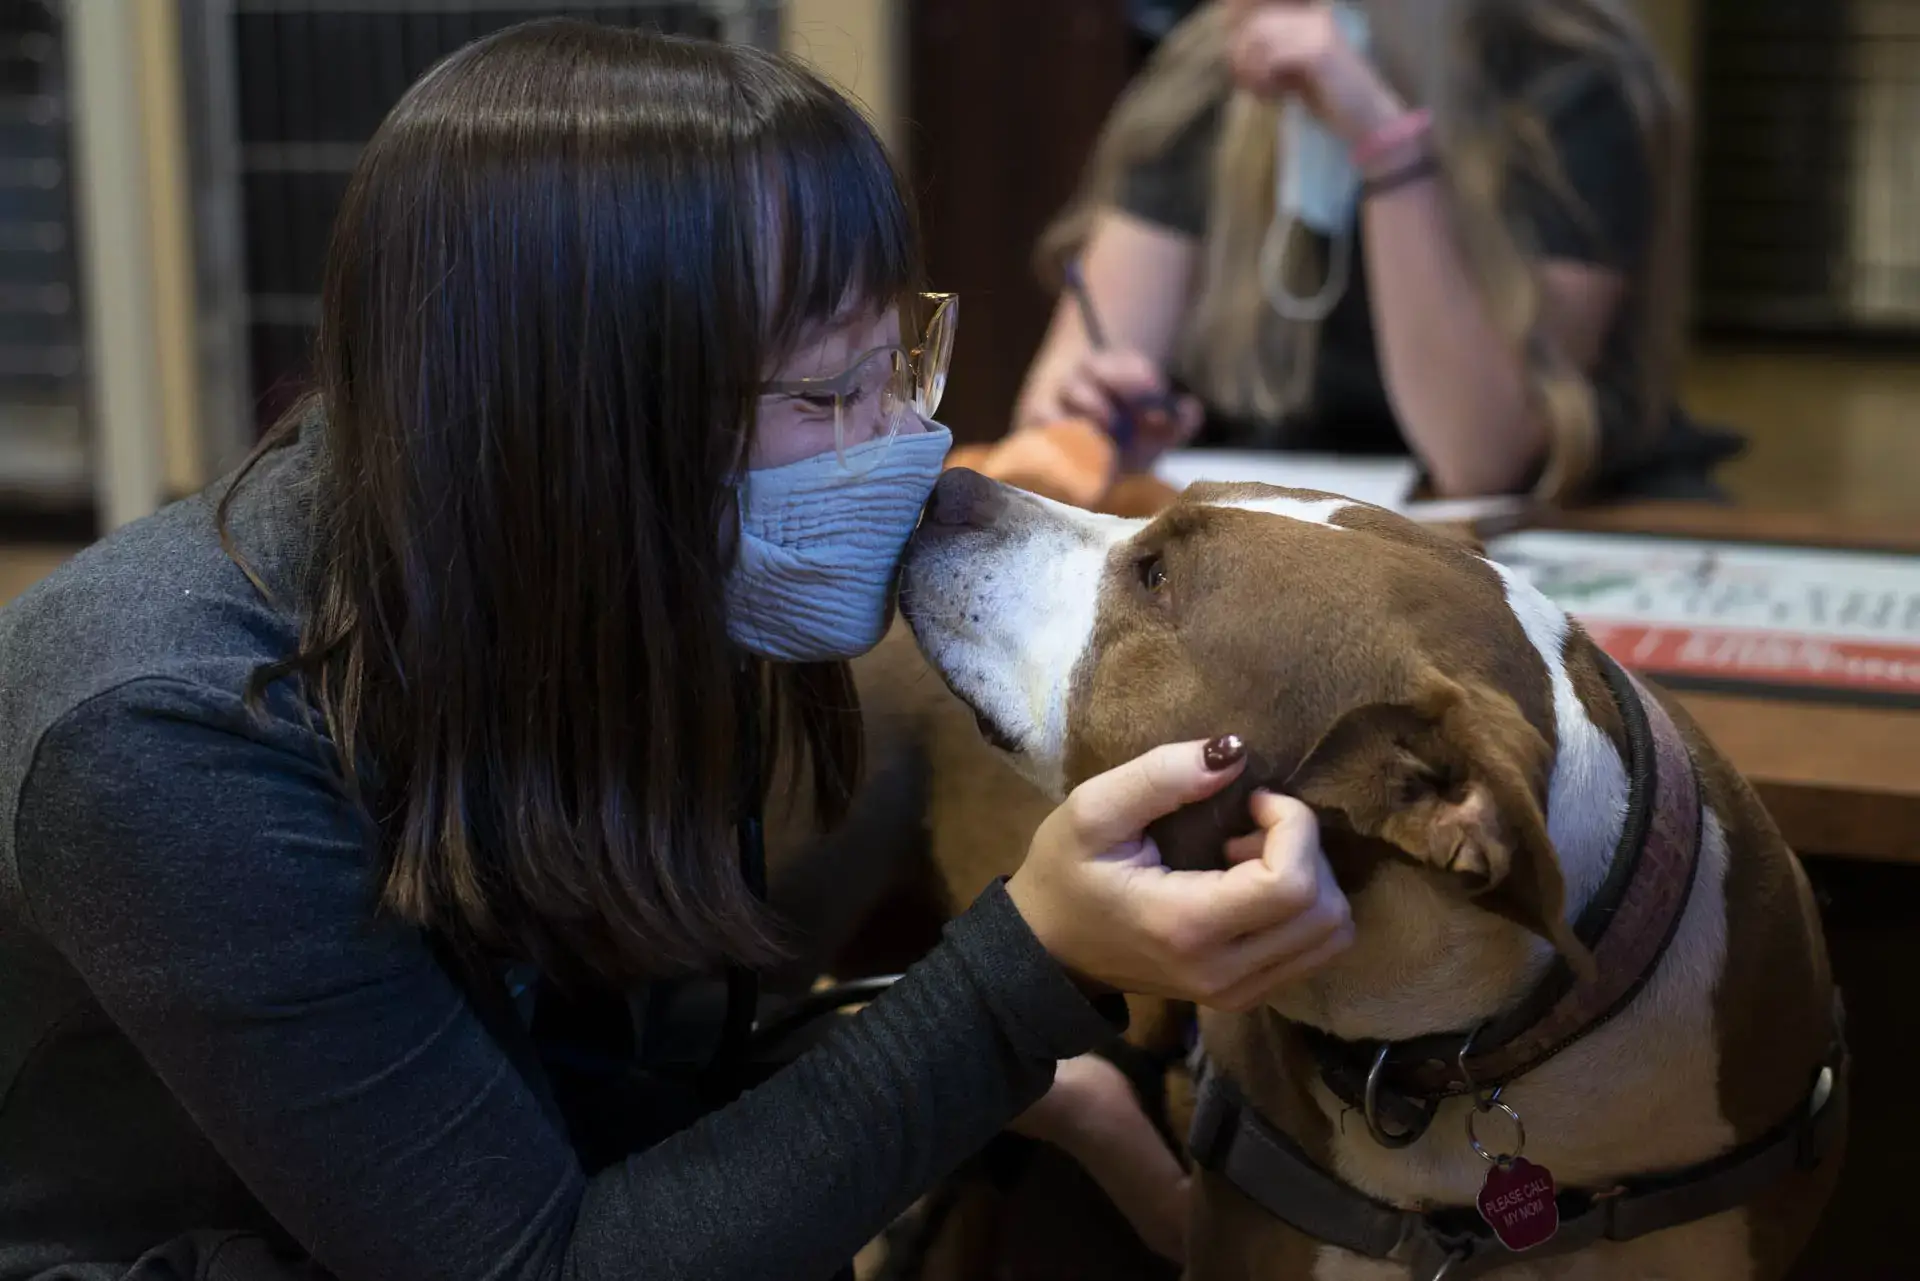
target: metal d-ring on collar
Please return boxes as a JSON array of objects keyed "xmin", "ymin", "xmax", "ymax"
[
  {"xmin": 1363, "ymin": 1042, "xmax": 1434, "ymax": 1147},
  {"xmin": 1361, "ymin": 1018, "xmax": 1498, "ymax": 1149}
]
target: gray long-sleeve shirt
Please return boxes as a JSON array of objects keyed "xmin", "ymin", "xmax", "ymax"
[{"xmin": 0, "ymin": 428, "xmax": 1119, "ymax": 1280}]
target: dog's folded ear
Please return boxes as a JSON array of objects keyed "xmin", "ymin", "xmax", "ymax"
[{"xmin": 1284, "ymin": 673, "xmax": 1594, "ymax": 977}]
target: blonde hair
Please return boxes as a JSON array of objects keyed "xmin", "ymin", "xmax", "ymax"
[{"xmin": 1037, "ymin": 0, "xmax": 1688, "ymax": 502}]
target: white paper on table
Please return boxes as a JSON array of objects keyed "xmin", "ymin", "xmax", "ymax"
[
  {"xmin": 1152, "ymin": 448, "xmax": 1525, "ymax": 524},
  {"xmin": 1485, "ymin": 529, "xmax": 1920, "ymax": 642}
]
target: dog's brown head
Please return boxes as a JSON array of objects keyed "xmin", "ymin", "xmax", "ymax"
[{"xmin": 901, "ymin": 471, "xmax": 1608, "ymax": 1025}]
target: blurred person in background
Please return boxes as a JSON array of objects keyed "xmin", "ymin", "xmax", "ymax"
[{"xmin": 1012, "ymin": 0, "xmax": 1742, "ymax": 503}]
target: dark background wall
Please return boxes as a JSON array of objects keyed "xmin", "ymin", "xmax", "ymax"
[{"xmin": 907, "ymin": 0, "xmax": 1159, "ymax": 447}]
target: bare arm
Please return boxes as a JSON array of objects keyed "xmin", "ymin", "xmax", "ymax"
[
  {"xmin": 1014, "ymin": 211, "xmax": 1202, "ymax": 448},
  {"xmin": 1363, "ymin": 185, "xmax": 1627, "ymax": 496}
]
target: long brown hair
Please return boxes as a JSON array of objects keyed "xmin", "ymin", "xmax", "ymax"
[
  {"xmin": 1040, "ymin": 0, "xmax": 1687, "ymax": 502},
  {"xmin": 219, "ymin": 21, "xmax": 920, "ymax": 985}
]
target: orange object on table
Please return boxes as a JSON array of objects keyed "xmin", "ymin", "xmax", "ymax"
[{"xmin": 943, "ymin": 418, "xmax": 1176, "ymax": 518}]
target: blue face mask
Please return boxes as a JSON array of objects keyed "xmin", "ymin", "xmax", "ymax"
[
  {"xmin": 724, "ymin": 424, "xmax": 953, "ymax": 662},
  {"xmin": 1262, "ymin": 0, "xmax": 1371, "ymax": 321}
]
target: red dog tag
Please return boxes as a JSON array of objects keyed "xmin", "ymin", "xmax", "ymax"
[{"xmin": 1477, "ymin": 1157, "xmax": 1559, "ymax": 1252}]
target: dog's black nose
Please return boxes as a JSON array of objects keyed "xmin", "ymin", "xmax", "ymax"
[{"xmin": 923, "ymin": 467, "xmax": 1008, "ymax": 531}]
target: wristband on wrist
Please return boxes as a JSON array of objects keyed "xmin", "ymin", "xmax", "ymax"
[
  {"xmin": 1353, "ymin": 107, "xmax": 1434, "ymax": 170},
  {"xmin": 1361, "ymin": 153, "xmax": 1441, "ymax": 201}
]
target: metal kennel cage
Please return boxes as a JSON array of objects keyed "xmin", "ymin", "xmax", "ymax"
[
  {"xmin": 1693, "ymin": 0, "xmax": 1920, "ymax": 342},
  {"xmin": 0, "ymin": 0, "xmax": 88, "ymax": 509},
  {"xmin": 175, "ymin": 0, "xmax": 788, "ymax": 472}
]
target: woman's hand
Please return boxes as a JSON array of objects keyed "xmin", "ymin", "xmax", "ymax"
[
  {"xmin": 1011, "ymin": 1053, "xmax": 1190, "ymax": 1263},
  {"xmin": 1226, "ymin": 2, "xmax": 1404, "ymax": 145},
  {"xmin": 1019, "ymin": 345, "xmax": 1204, "ymax": 473},
  {"xmin": 1014, "ymin": 210, "xmax": 1203, "ymax": 472},
  {"xmin": 1007, "ymin": 738, "xmax": 1353, "ymax": 1011}
]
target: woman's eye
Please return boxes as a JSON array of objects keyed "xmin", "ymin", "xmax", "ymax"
[
  {"xmin": 1139, "ymin": 555, "xmax": 1168, "ymax": 593},
  {"xmin": 795, "ymin": 394, "xmax": 837, "ymax": 414}
]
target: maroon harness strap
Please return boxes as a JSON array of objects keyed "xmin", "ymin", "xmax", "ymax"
[{"xmin": 1303, "ymin": 656, "xmax": 1702, "ymax": 1140}]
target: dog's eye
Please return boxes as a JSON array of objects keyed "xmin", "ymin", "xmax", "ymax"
[{"xmin": 1138, "ymin": 555, "xmax": 1168, "ymax": 593}]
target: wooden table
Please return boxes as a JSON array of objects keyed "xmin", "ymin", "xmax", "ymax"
[
  {"xmin": 1543, "ymin": 502, "xmax": 1920, "ymax": 865},
  {"xmin": 1541, "ymin": 501, "xmax": 1919, "ymax": 1277}
]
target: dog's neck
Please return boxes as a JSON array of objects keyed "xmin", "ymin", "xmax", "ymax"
[
  {"xmin": 1512, "ymin": 574, "xmax": 1632, "ymax": 936},
  {"xmin": 1271, "ymin": 575, "xmax": 1630, "ymax": 1043}
]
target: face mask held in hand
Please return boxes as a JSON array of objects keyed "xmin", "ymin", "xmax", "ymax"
[
  {"xmin": 724, "ymin": 423, "xmax": 954, "ymax": 662},
  {"xmin": 1261, "ymin": 0, "xmax": 1371, "ymax": 322}
]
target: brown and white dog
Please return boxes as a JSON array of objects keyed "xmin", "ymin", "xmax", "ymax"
[{"xmin": 887, "ymin": 468, "xmax": 1844, "ymax": 1281}]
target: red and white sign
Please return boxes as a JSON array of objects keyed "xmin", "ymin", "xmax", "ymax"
[
  {"xmin": 1578, "ymin": 623, "xmax": 1920, "ymax": 699},
  {"xmin": 1487, "ymin": 531, "xmax": 1920, "ymax": 702}
]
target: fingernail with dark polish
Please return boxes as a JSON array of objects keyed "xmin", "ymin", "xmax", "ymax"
[{"xmin": 1204, "ymin": 734, "xmax": 1246, "ymax": 770}]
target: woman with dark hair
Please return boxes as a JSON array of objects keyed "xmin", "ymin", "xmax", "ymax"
[{"xmin": 0, "ymin": 21, "xmax": 1349, "ymax": 1281}]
